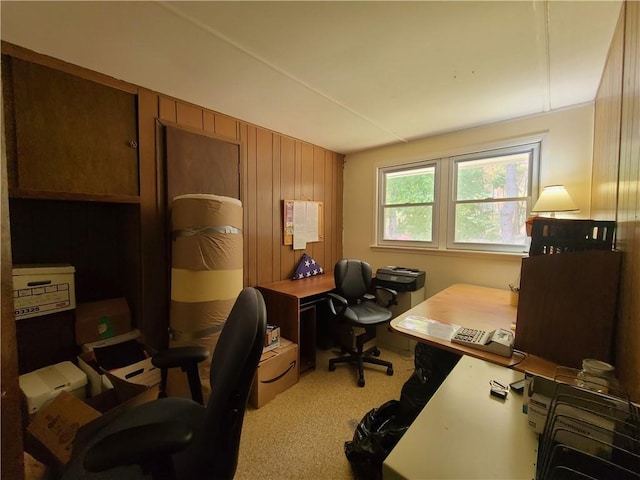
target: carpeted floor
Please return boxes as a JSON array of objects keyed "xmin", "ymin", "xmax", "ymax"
[
  {"xmin": 24, "ymin": 345, "xmax": 416, "ymax": 480},
  {"xmin": 235, "ymin": 345, "xmax": 416, "ymax": 480}
]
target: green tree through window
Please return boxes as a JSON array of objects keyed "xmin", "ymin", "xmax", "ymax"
[
  {"xmin": 378, "ymin": 141, "xmax": 539, "ymax": 253},
  {"xmin": 382, "ymin": 165, "xmax": 435, "ymax": 242}
]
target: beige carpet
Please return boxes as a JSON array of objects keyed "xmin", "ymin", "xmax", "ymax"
[
  {"xmin": 23, "ymin": 345, "xmax": 416, "ymax": 480},
  {"xmin": 235, "ymin": 346, "xmax": 416, "ymax": 480}
]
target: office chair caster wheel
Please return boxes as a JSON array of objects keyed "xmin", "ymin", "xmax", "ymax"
[
  {"xmin": 387, "ymin": 367, "xmax": 394, "ymax": 376},
  {"xmin": 358, "ymin": 376, "xmax": 365, "ymax": 387},
  {"xmin": 329, "ymin": 363, "xmax": 336, "ymax": 372},
  {"xmin": 372, "ymin": 348, "xmax": 381, "ymax": 357}
]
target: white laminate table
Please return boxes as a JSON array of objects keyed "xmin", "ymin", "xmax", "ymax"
[{"xmin": 383, "ymin": 355, "xmax": 539, "ymax": 479}]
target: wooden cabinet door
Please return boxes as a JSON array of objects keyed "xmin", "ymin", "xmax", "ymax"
[{"xmin": 8, "ymin": 56, "xmax": 139, "ymax": 196}]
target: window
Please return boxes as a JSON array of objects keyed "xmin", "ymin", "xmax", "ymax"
[
  {"xmin": 377, "ymin": 141, "xmax": 539, "ymax": 254},
  {"xmin": 378, "ymin": 162, "xmax": 438, "ymax": 247},
  {"xmin": 448, "ymin": 143, "xmax": 538, "ymax": 252}
]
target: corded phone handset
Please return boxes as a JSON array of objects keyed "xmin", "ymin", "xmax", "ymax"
[{"xmin": 451, "ymin": 327, "xmax": 514, "ymax": 357}]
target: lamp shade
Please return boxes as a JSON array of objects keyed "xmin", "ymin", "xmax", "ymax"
[{"xmin": 531, "ymin": 185, "xmax": 578, "ymax": 214}]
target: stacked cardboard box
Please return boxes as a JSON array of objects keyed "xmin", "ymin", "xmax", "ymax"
[
  {"xmin": 264, "ymin": 324, "xmax": 281, "ymax": 352},
  {"xmin": 250, "ymin": 338, "xmax": 298, "ymax": 408}
]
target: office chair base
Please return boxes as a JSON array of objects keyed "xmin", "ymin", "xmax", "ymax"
[{"xmin": 328, "ymin": 345, "xmax": 394, "ymax": 387}]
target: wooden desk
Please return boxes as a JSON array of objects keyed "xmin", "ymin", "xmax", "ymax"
[
  {"xmin": 383, "ymin": 355, "xmax": 538, "ymax": 479},
  {"xmin": 390, "ymin": 283, "xmax": 558, "ymax": 378},
  {"xmin": 257, "ymin": 274, "xmax": 335, "ymax": 375}
]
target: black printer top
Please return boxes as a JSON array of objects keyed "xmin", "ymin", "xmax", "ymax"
[{"xmin": 377, "ymin": 266, "xmax": 423, "ymax": 277}]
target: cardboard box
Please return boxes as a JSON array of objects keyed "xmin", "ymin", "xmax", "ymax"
[
  {"xmin": 265, "ymin": 325, "xmax": 280, "ymax": 346},
  {"xmin": 78, "ymin": 343, "xmax": 160, "ymax": 396},
  {"xmin": 81, "ymin": 328, "xmax": 142, "ymax": 353},
  {"xmin": 26, "ymin": 391, "xmax": 100, "ymax": 464},
  {"xmin": 250, "ymin": 338, "xmax": 298, "ymax": 408},
  {"xmin": 19, "ymin": 361, "xmax": 88, "ymax": 415},
  {"xmin": 75, "ymin": 297, "xmax": 132, "ymax": 345},
  {"xmin": 12, "ymin": 265, "xmax": 76, "ymax": 320},
  {"xmin": 78, "ymin": 350, "xmax": 108, "ymax": 397},
  {"xmin": 264, "ymin": 325, "xmax": 281, "ymax": 352},
  {"xmin": 26, "ymin": 386, "xmax": 159, "ymax": 465},
  {"xmin": 107, "ymin": 357, "xmax": 160, "ymax": 390}
]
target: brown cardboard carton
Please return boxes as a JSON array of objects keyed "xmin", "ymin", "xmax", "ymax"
[
  {"xmin": 26, "ymin": 386, "xmax": 159, "ymax": 466},
  {"xmin": 27, "ymin": 391, "xmax": 101, "ymax": 464},
  {"xmin": 250, "ymin": 338, "xmax": 298, "ymax": 408},
  {"xmin": 265, "ymin": 325, "xmax": 280, "ymax": 347},
  {"xmin": 75, "ymin": 297, "xmax": 132, "ymax": 345}
]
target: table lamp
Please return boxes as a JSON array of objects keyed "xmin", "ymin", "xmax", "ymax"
[{"xmin": 530, "ymin": 185, "xmax": 578, "ymax": 218}]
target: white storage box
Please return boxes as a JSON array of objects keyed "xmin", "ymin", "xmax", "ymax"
[
  {"xmin": 77, "ymin": 351, "xmax": 108, "ymax": 397},
  {"xmin": 106, "ymin": 357, "xmax": 160, "ymax": 389},
  {"xmin": 78, "ymin": 331, "xmax": 160, "ymax": 396},
  {"xmin": 80, "ymin": 353, "xmax": 160, "ymax": 395},
  {"xmin": 13, "ymin": 265, "xmax": 76, "ymax": 320},
  {"xmin": 19, "ymin": 361, "xmax": 87, "ymax": 414}
]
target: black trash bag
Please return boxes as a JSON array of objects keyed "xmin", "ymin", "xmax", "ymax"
[
  {"xmin": 344, "ymin": 399, "xmax": 411, "ymax": 480},
  {"xmin": 399, "ymin": 342, "xmax": 461, "ymax": 420}
]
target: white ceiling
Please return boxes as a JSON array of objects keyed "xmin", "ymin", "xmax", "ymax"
[{"xmin": 0, "ymin": 1, "xmax": 622, "ymax": 155}]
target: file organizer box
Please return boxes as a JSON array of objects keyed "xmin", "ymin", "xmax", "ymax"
[
  {"xmin": 536, "ymin": 377, "xmax": 640, "ymax": 479},
  {"xmin": 12, "ymin": 264, "xmax": 76, "ymax": 320},
  {"xmin": 529, "ymin": 218, "xmax": 616, "ymax": 256}
]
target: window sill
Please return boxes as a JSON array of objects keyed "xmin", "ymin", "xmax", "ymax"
[{"xmin": 370, "ymin": 244, "xmax": 527, "ymax": 261}]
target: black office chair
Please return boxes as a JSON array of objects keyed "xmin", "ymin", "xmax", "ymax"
[
  {"xmin": 62, "ymin": 287, "xmax": 267, "ymax": 480},
  {"xmin": 327, "ymin": 259, "xmax": 397, "ymax": 387}
]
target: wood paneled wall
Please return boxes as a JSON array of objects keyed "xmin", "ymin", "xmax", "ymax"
[
  {"xmin": 148, "ymin": 93, "xmax": 344, "ymax": 288},
  {"xmin": 137, "ymin": 85, "xmax": 343, "ymax": 347},
  {"xmin": 592, "ymin": 10, "xmax": 624, "ymax": 220},
  {"xmin": 592, "ymin": 1, "xmax": 640, "ymax": 402},
  {"xmin": 1, "ymin": 43, "xmax": 344, "ymax": 349}
]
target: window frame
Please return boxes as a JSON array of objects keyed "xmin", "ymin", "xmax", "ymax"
[
  {"xmin": 377, "ymin": 160, "xmax": 440, "ymax": 248},
  {"xmin": 375, "ymin": 138, "xmax": 541, "ymax": 254},
  {"xmin": 446, "ymin": 142, "xmax": 540, "ymax": 253}
]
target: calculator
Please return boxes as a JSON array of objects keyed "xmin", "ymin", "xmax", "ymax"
[
  {"xmin": 451, "ymin": 327, "xmax": 514, "ymax": 357},
  {"xmin": 452, "ymin": 327, "xmax": 492, "ymax": 347}
]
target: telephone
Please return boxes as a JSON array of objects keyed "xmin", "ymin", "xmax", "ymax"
[{"xmin": 451, "ymin": 327, "xmax": 514, "ymax": 357}]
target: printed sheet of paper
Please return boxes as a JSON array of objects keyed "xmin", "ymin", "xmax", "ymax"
[
  {"xmin": 292, "ymin": 201, "xmax": 319, "ymax": 250},
  {"xmin": 397, "ymin": 315, "xmax": 459, "ymax": 341}
]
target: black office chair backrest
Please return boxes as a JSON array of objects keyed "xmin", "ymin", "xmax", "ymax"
[
  {"xmin": 335, "ymin": 258, "xmax": 373, "ymax": 302},
  {"xmin": 199, "ymin": 287, "xmax": 267, "ymax": 479}
]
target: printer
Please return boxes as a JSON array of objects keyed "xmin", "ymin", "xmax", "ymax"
[{"xmin": 375, "ymin": 266, "xmax": 425, "ymax": 292}]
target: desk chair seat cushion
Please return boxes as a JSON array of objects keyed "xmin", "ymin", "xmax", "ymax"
[
  {"xmin": 64, "ymin": 397, "xmax": 206, "ymax": 480},
  {"xmin": 340, "ymin": 300, "xmax": 393, "ymax": 326}
]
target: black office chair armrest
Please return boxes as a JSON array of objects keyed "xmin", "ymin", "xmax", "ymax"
[
  {"xmin": 83, "ymin": 421, "xmax": 193, "ymax": 472},
  {"xmin": 152, "ymin": 346, "xmax": 210, "ymax": 405},
  {"xmin": 375, "ymin": 286, "xmax": 398, "ymax": 308},
  {"xmin": 151, "ymin": 346, "xmax": 210, "ymax": 370},
  {"xmin": 327, "ymin": 292, "xmax": 349, "ymax": 317}
]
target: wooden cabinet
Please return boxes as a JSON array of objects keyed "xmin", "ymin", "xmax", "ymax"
[
  {"xmin": 3, "ymin": 54, "xmax": 139, "ymax": 200},
  {"xmin": 2, "ymin": 48, "xmax": 144, "ymax": 373}
]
